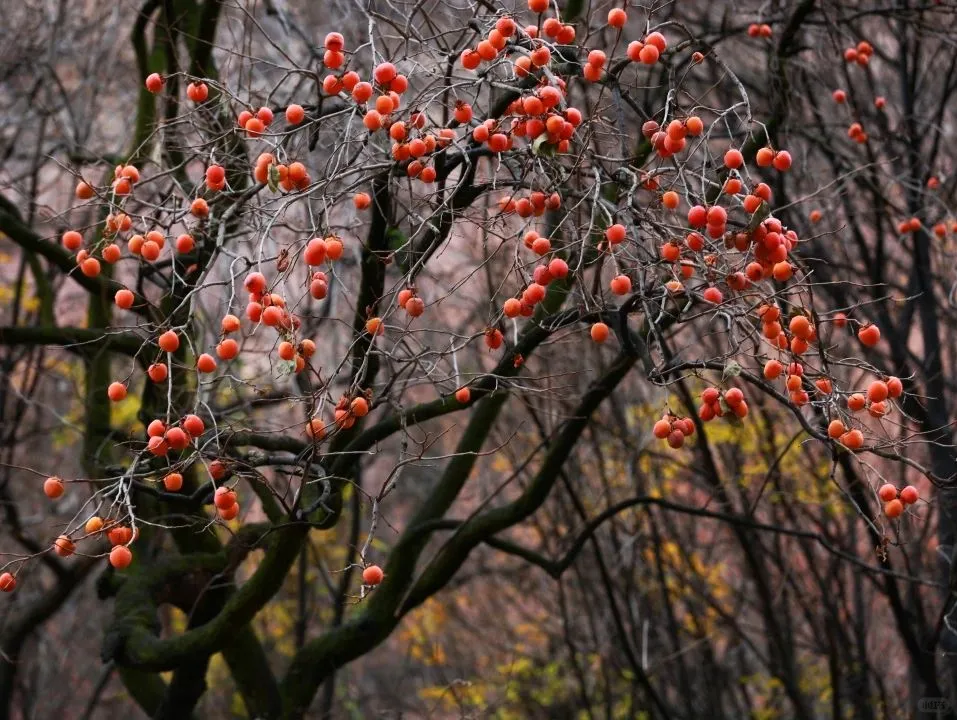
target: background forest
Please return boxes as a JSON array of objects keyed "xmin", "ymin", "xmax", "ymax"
[{"xmin": 1, "ymin": 0, "xmax": 957, "ymax": 718}]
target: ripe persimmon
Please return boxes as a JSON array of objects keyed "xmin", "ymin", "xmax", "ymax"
[
  {"xmin": 484, "ymin": 328, "xmax": 504, "ymax": 349},
  {"xmin": 878, "ymin": 484, "xmax": 898, "ymax": 502},
  {"xmin": 114, "ymin": 289, "xmax": 134, "ymax": 309},
  {"xmin": 363, "ymin": 565, "xmax": 384, "ymax": 585},
  {"xmin": 43, "ymin": 476, "xmax": 64, "ymax": 499},
  {"xmin": 75, "ymin": 181, "xmax": 95, "ymax": 199},
  {"xmin": 610, "ymin": 275, "xmax": 631, "ymax": 295},
  {"xmin": 85, "ymin": 516, "xmax": 104, "ymax": 534},
  {"xmin": 214, "ymin": 486, "xmax": 237, "ymax": 510},
  {"xmin": 183, "ymin": 414, "xmax": 204, "ymax": 437},
  {"xmin": 277, "ymin": 341, "xmax": 295, "ymax": 361},
  {"xmin": 197, "ymin": 353, "xmax": 217, "ymax": 373},
  {"xmin": 221, "ymin": 314, "xmax": 240, "ymax": 334},
  {"xmin": 608, "ymin": 8, "xmax": 627, "ymax": 28},
  {"xmin": 884, "ymin": 499, "xmax": 904, "ymax": 519},
  {"xmin": 187, "ymin": 81, "xmax": 208, "ymax": 103},
  {"xmin": 841, "ymin": 429, "xmax": 864, "ymax": 449},
  {"xmin": 190, "ymin": 198, "xmax": 209, "ymax": 217},
  {"xmin": 110, "ymin": 545, "xmax": 133, "ymax": 569},
  {"xmin": 107, "ymin": 382, "xmax": 127, "ymax": 402},
  {"xmin": 366, "ymin": 317, "xmax": 385, "ymax": 336},
  {"xmin": 163, "ymin": 473, "xmax": 183, "ymax": 492},
  {"xmin": 591, "ymin": 322, "xmax": 610, "ymax": 343},
  {"xmin": 858, "ymin": 324, "xmax": 880, "ymax": 346},
  {"xmin": 886, "ymin": 376, "xmax": 903, "ymax": 398},
  {"xmin": 80, "ymin": 257, "xmax": 101, "ymax": 277},
  {"xmin": 53, "ymin": 535, "xmax": 75, "ymax": 557},
  {"xmin": 145, "ymin": 73, "xmax": 164, "ymax": 93},
  {"xmin": 158, "ymin": 330, "xmax": 180, "ymax": 353},
  {"xmin": 217, "ymin": 339, "xmax": 239, "ymax": 360}
]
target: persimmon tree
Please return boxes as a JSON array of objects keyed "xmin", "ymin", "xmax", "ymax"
[{"xmin": 0, "ymin": 0, "xmax": 954, "ymax": 717}]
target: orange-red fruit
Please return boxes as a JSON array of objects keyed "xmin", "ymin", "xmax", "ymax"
[
  {"xmin": 145, "ymin": 73, "xmax": 164, "ymax": 93},
  {"xmin": 485, "ymin": 328, "xmax": 504, "ymax": 349},
  {"xmin": 841, "ymin": 428, "xmax": 864, "ymax": 449},
  {"xmin": 703, "ymin": 287, "xmax": 723, "ymax": 304},
  {"xmin": 286, "ymin": 104, "xmax": 305, "ymax": 125},
  {"xmin": 278, "ymin": 341, "xmax": 295, "ymax": 361},
  {"xmin": 75, "ymin": 181, "xmax": 95, "ymax": 199},
  {"xmin": 244, "ymin": 271, "xmax": 267, "ymax": 295},
  {"xmin": 351, "ymin": 397, "xmax": 370, "ymax": 417},
  {"xmin": 867, "ymin": 380, "xmax": 888, "ymax": 403},
  {"xmin": 638, "ymin": 44, "xmax": 659, "ymax": 64},
  {"xmin": 590, "ymin": 322, "xmax": 610, "ymax": 343},
  {"xmin": 158, "ymin": 330, "xmax": 180, "ymax": 353},
  {"xmin": 363, "ymin": 564, "xmax": 384, "ymax": 585},
  {"xmin": 304, "ymin": 237, "xmax": 327, "ymax": 266},
  {"xmin": 115, "ymin": 288, "xmax": 134, "ymax": 309},
  {"xmin": 44, "ymin": 476, "xmax": 64, "ymax": 499},
  {"xmin": 214, "ymin": 486, "xmax": 237, "ymax": 510},
  {"xmin": 110, "ymin": 545, "xmax": 133, "ymax": 569},
  {"xmin": 187, "ymin": 82, "xmax": 208, "ymax": 103},
  {"xmin": 652, "ymin": 419, "xmax": 671, "ymax": 439},
  {"xmin": 405, "ymin": 297, "xmax": 425, "ymax": 317},
  {"xmin": 847, "ymin": 394, "xmax": 866, "ymax": 412},
  {"xmin": 175, "ymin": 234, "xmax": 195, "ymax": 253},
  {"xmin": 209, "ymin": 460, "xmax": 227, "ymax": 480},
  {"xmin": 724, "ymin": 149, "xmax": 744, "ymax": 169},
  {"xmin": 221, "ymin": 314, "xmax": 240, "ymax": 334},
  {"xmin": 62, "ymin": 230, "xmax": 83, "ymax": 250},
  {"xmin": 725, "ymin": 388, "xmax": 744, "ymax": 406},
  {"xmin": 107, "ymin": 382, "xmax": 127, "ymax": 402},
  {"xmin": 53, "ymin": 535, "xmax": 76, "ymax": 557},
  {"xmin": 191, "ymin": 198, "xmax": 209, "ymax": 217},
  {"xmin": 147, "ymin": 363, "xmax": 168, "ymax": 383},
  {"xmin": 165, "ymin": 427, "xmax": 189, "ymax": 451},
  {"xmin": 878, "ymin": 483, "xmax": 898, "ymax": 502},
  {"xmin": 827, "ymin": 419, "xmax": 846, "ymax": 439},
  {"xmin": 305, "ymin": 418, "xmax": 326, "ymax": 440},
  {"xmin": 610, "ymin": 275, "xmax": 631, "ymax": 295},
  {"xmin": 884, "ymin": 499, "xmax": 904, "ymax": 519},
  {"xmin": 80, "ymin": 257, "xmax": 101, "ymax": 277},
  {"xmin": 455, "ymin": 387, "xmax": 471, "ymax": 403},
  {"xmin": 366, "ymin": 317, "xmax": 385, "ymax": 336},
  {"xmin": 84, "ymin": 516, "xmax": 104, "ymax": 534},
  {"xmin": 183, "ymin": 414, "xmax": 205, "ymax": 437},
  {"xmin": 763, "ymin": 361, "xmax": 784, "ymax": 381},
  {"xmin": 197, "ymin": 353, "xmax": 217, "ymax": 373},
  {"xmin": 607, "ymin": 8, "xmax": 627, "ymax": 28},
  {"xmin": 886, "ymin": 376, "xmax": 903, "ymax": 398},
  {"xmin": 164, "ymin": 472, "xmax": 184, "ymax": 492},
  {"xmin": 147, "ymin": 436, "xmax": 168, "ymax": 456},
  {"xmin": 858, "ymin": 324, "xmax": 880, "ymax": 346},
  {"xmin": 217, "ymin": 339, "xmax": 239, "ymax": 360},
  {"xmin": 900, "ymin": 486, "xmax": 919, "ymax": 505},
  {"xmin": 0, "ymin": 573, "xmax": 16, "ymax": 592},
  {"xmin": 605, "ymin": 224, "xmax": 627, "ymax": 244}
]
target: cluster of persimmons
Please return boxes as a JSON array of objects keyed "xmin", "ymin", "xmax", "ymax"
[{"xmin": 6, "ymin": 0, "xmax": 929, "ymax": 595}]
